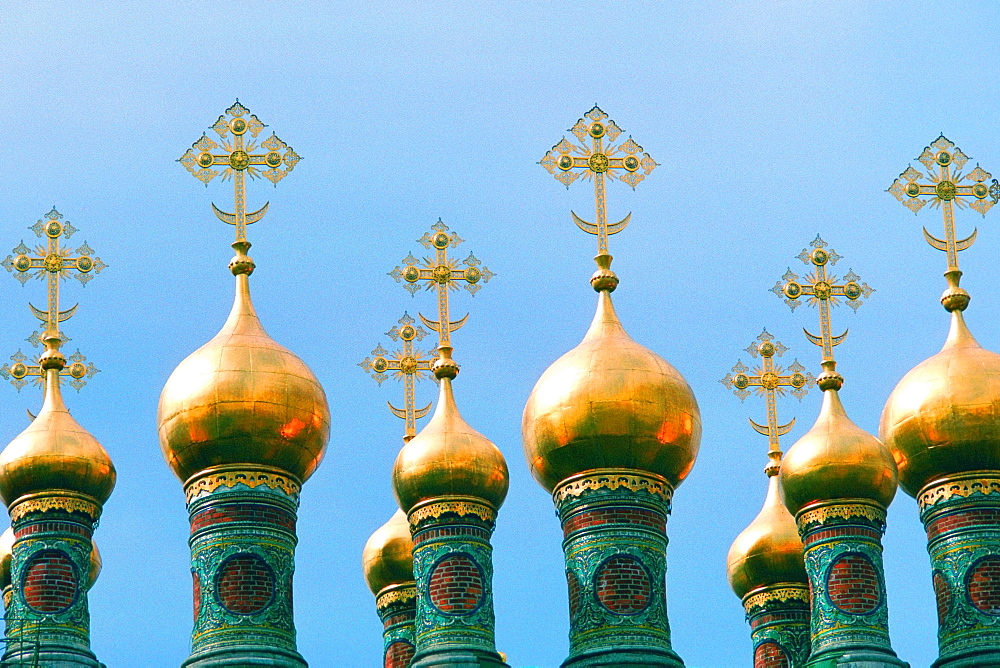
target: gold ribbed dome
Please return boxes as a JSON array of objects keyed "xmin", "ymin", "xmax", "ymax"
[
  {"xmin": 881, "ymin": 310, "xmax": 1000, "ymax": 497},
  {"xmin": 0, "ymin": 527, "xmax": 12, "ymax": 590},
  {"xmin": 362, "ymin": 509, "xmax": 414, "ymax": 595},
  {"xmin": 780, "ymin": 385, "xmax": 897, "ymax": 516},
  {"xmin": 0, "ymin": 362, "xmax": 115, "ymax": 507},
  {"xmin": 727, "ymin": 472, "xmax": 806, "ymax": 599},
  {"xmin": 158, "ymin": 256, "xmax": 330, "ymax": 484},
  {"xmin": 393, "ymin": 369, "xmax": 509, "ymax": 512},
  {"xmin": 522, "ymin": 263, "xmax": 701, "ymax": 492}
]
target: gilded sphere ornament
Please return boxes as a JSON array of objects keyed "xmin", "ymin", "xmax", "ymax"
[
  {"xmin": 362, "ymin": 509, "xmax": 414, "ymax": 595},
  {"xmin": 158, "ymin": 271, "xmax": 330, "ymax": 484},
  {"xmin": 522, "ymin": 282, "xmax": 701, "ymax": 492},
  {"xmin": 880, "ymin": 311, "xmax": 1000, "ymax": 497}
]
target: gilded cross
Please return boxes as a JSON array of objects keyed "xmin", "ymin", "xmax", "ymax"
[
  {"xmin": 1, "ymin": 207, "xmax": 106, "ymax": 340},
  {"xmin": 0, "ymin": 332, "xmax": 98, "ymax": 392},
  {"xmin": 771, "ymin": 236, "xmax": 874, "ymax": 363},
  {"xmin": 179, "ymin": 100, "xmax": 301, "ymax": 243},
  {"xmin": 388, "ymin": 220, "xmax": 494, "ymax": 349},
  {"xmin": 888, "ymin": 135, "xmax": 1000, "ymax": 273},
  {"xmin": 358, "ymin": 313, "xmax": 436, "ymax": 441},
  {"xmin": 720, "ymin": 330, "xmax": 813, "ymax": 473},
  {"xmin": 540, "ymin": 106, "xmax": 657, "ymax": 255}
]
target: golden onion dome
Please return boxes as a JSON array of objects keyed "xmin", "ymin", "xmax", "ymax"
[
  {"xmin": 392, "ymin": 351, "xmax": 509, "ymax": 512},
  {"xmin": 522, "ymin": 257, "xmax": 701, "ymax": 492},
  {"xmin": 0, "ymin": 352, "xmax": 115, "ymax": 507},
  {"xmin": 880, "ymin": 309, "xmax": 1000, "ymax": 497},
  {"xmin": 158, "ymin": 247, "xmax": 331, "ymax": 484},
  {"xmin": 0, "ymin": 527, "xmax": 12, "ymax": 590},
  {"xmin": 362, "ymin": 509, "xmax": 414, "ymax": 595},
  {"xmin": 88, "ymin": 539, "xmax": 102, "ymax": 588},
  {"xmin": 780, "ymin": 380, "xmax": 897, "ymax": 516},
  {"xmin": 727, "ymin": 471, "xmax": 806, "ymax": 600}
]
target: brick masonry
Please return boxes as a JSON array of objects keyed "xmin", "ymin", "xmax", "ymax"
[
  {"xmin": 193, "ymin": 571, "xmax": 202, "ymax": 621},
  {"xmin": 23, "ymin": 549, "xmax": 78, "ymax": 613},
  {"xmin": 933, "ymin": 571, "xmax": 950, "ymax": 623},
  {"xmin": 428, "ymin": 553, "xmax": 483, "ymax": 613},
  {"xmin": 562, "ymin": 506, "xmax": 666, "ymax": 538},
  {"xmin": 967, "ymin": 556, "xmax": 1000, "ymax": 615},
  {"xmin": 190, "ymin": 503, "xmax": 295, "ymax": 534},
  {"xmin": 216, "ymin": 554, "xmax": 275, "ymax": 615},
  {"xmin": 567, "ymin": 570, "xmax": 582, "ymax": 622},
  {"xmin": 754, "ymin": 640, "xmax": 789, "ymax": 668},
  {"xmin": 595, "ymin": 555, "xmax": 651, "ymax": 614},
  {"xmin": 926, "ymin": 507, "xmax": 1000, "ymax": 542},
  {"xmin": 384, "ymin": 640, "xmax": 415, "ymax": 668},
  {"xmin": 826, "ymin": 552, "xmax": 880, "ymax": 615}
]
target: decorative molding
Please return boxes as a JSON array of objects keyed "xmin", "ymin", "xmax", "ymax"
[
  {"xmin": 10, "ymin": 494, "xmax": 101, "ymax": 524},
  {"xmin": 743, "ymin": 585, "xmax": 809, "ymax": 613},
  {"xmin": 185, "ymin": 467, "xmax": 301, "ymax": 503},
  {"xmin": 408, "ymin": 499, "xmax": 495, "ymax": 528},
  {"xmin": 797, "ymin": 502, "xmax": 885, "ymax": 532},
  {"xmin": 553, "ymin": 469, "xmax": 673, "ymax": 505},
  {"xmin": 377, "ymin": 584, "xmax": 417, "ymax": 612},
  {"xmin": 918, "ymin": 475, "xmax": 1000, "ymax": 512}
]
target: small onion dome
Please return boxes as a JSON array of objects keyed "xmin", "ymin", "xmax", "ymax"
[
  {"xmin": 780, "ymin": 387, "xmax": 897, "ymax": 516},
  {"xmin": 393, "ymin": 371, "xmax": 509, "ymax": 513},
  {"xmin": 0, "ymin": 528, "xmax": 12, "ymax": 590},
  {"xmin": 362, "ymin": 509, "xmax": 414, "ymax": 595},
  {"xmin": 522, "ymin": 258, "xmax": 701, "ymax": 492},
  {"xmin": 727, "ymin": 472, "xmax": 806, "ymax": 599},
  {"xmin": 0, "ymin": 364, "xmax": 115, "ymax": 507},
  {"xmin": 881, "ymin": 310, "xmax": 1000, "ymax": 497},
  {"xmin": 88, "ymin": 539, "xmax": 102, "ymax": 588},
  {"xmin": 158, "ymin": 256, "xmax": 331, "ymax": 484}
]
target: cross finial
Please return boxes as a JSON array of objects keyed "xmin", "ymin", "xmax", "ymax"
[
  {"xmin": 540, "ymin": 106, "xmax": 658, "ymax": 260},
  {"xmin": 771, "ymin": 236, "xmax": 874, "ymax": 390},
  {"xmin": 721, "ymin": 329, "xmax": 814, "ymax": 475},
  {"xmin": 387, "ymin": 220, "xmax": 495, "ymax": 374},
  {"xmin": 888, "ymin": 135, "xmax": 1000, "ymax": 312},
  {"xmin": 179, "ymin": 101, "xmax": 301, "ymax": 245},
  {"xmin": 359, "ymin": 313, "xmax": 437, "ymax": 442},
  {"xmin": 0, "ymin": 208, "xmax": 106, "ymax": 393}
]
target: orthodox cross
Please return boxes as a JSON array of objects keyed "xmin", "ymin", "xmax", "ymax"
[
  {"xmin": 0, "ymin": 208, "xmax": 105, "ymax": 391},
  {"xmin": 388, "ymin": 220, "xmax": 494, "ymax": 350},
  {"xmin": 720, "ymin": 330, "xmax": 813, "ymax": 474},
  {"xmin": 888, "ymin": 135, "xmax": 999, "ymax": 274},
  {"xmin": 179, "ymin": 100, "xmax": 301, "ymax": 243},
  {"xmin": 771, "ymin": 236, "xmax": 874, "ymax": 364},
  {"xmin": 358, "ymin": 313, "xmax": 436, "ymax": 441},
  {"xmin": 540, "ymin": 106, "xmax": 657, "ymax": 255}
]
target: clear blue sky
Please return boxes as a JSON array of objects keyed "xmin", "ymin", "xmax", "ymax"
[{"xmin": 0, "ymin": 2, "xmax": 998, "ymax": 666}]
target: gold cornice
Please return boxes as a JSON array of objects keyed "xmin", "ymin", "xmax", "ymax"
[
  {"xmin": 9, "ymin": 491, "xmax": 101, "ymax": 523},
  {"xmin": 918, "ymin": 472, "xmax": 1000, "ymax": 512},
  {"xmin": 407, "ymin": 497, "xmax": 496, "ymax": 529},
  {"xmin": 553, "ymin": 469, "xmax": 673, "ymax": 505},
  {"xmin": 796, "ymin": 499, "xmax": 885, "ymax": 532},
  {"xmin": 184, "ymin": 465, "xmax": 302, "ymax": 504},
  {"xmin": 376, "ymin": 582, "xmax": 417, "ymax": 611},
  {"xmin": 742, "ymin": 584, "xmax": 809, "ymax": 613}
]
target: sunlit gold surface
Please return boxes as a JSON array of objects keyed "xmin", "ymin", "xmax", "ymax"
[
  {"xmin": 393, "ymin": 377, "xmax": 509, "ymax": 512},
  {"xmin": 158, "ymin": 273, "xmax": 330, "ymax": 483},
  {"xmin": 362, "ymin": 509, "xmax": 414, "ymax": 596},
  {"xmin": 727, "ymin": 475, "xmax": 806, "ymax": 599},
  {"xmin": 88, "ymin": 538, "xmax": 101, "ymax": 587},
  {"xmin": 779, "ymin": 389, "xmax": 897, "ymax": 516},
  {"xmin": 0, "ymin": 528, "xmax": 12, "ymax": 589},
  {"xmin": 0, "ymin": 369, "xmax": 115, "ymax": 507},
  {"xmin": 880, "ymin": 311, "xmax": 1000, "ymax": 497},
  {"xmin": 522, "ymin": 289, "xmax": 701, "ymax": 492}
]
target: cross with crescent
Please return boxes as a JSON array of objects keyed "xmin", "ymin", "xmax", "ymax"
[
  {"xmin": 772, "ymin": 236, "xmax": 874, "ymax": 365},
  {"xmin": 178, "ymin": 100, "xmax": 301, "ymax": 243},
  {"xmin": 358, "ymin": 313, "xmax": 436, "ymax": 442},
  {"xmin": 0, "ymin": 335, "xmax": 99, "ymax": 393},
  {"xmin": 888, "ymin": 135, "xmax": 999, "ymax": 274},
  {"xmin": 387, "ymin": 220, "xmax": 494, "ymax": 351},
  {"xmin": 720, "ymin": 330, "xmax": 813, "ymax": 474},
  {"xmin": 540, "ymin": 106, "xmax": 658, "ymax": 255}
]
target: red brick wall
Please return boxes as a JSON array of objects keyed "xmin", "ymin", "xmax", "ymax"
[
  {"xmin": 754, "ymin": 641, "xmax": 789, "ymax": 668},
  {"xmin": 933, "ymin": 571, "xmax": 951, "ymax": 623},
  {"xmin": 191, "ymin": 503, "xmax": 295, "ymax": 534},
  {"xmin": 926, "ymin": 508, "xmax": 1000, "ymax": 541},
  {"xmin": 23, "ymin": 550, "xmax": 77, "ymax": 613},
  {"xmin": 15, "ymin": 521, "xmax": 90, "ymax": 540},
  {"xmin": 567, "ymin": 571, "xmax": 581, "ymax": 620},
  {"xmin": 193, "ymin": 571, "xmax": 202, "ymax": 621},
  {"xmin": 562, "ymin": 507, "xmax": 665, "ymax": 538},
  {"xmin": 384, "ymin": 640, "xmax": 415, "ymax": 668},
  {"xmin": 595, "ymin": 555, "xmax": 651, "ymax": 614},
  {"xmin": 216, "ymin": 554, "xmax": 275, "ymax": 614},
  {"xmin": 967, "ymin": 556, "xmax": 1000, "ymax": 614},
  {"xmin": 803, "ymin": 526, "xmax": 880, "ymax": 547},
  {"xmin": 428, "ymin": 554, "xmax": 483, "ymax": 613},
  {"xmin": 826, "ymin": 553, "xmax": 880, "ymax": 614}
]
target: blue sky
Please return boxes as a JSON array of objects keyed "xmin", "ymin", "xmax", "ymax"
[{"xmin": 1, "ymin": 2, "xmax": 998, "ymax": 666}]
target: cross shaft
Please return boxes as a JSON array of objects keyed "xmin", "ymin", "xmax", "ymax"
[
  {"xmin": 388, "ymin": 220, "xmax": 494, "ymax": 350},
  {"xmin": 540, "ymin": 106, "xmax": 657, "ymax": 255},
  {"xmin": 889, "ymin": 135, "xmax": 1000, "ymax": 273},
  {"xmin": 772, "ymin": 236, "xmax": 873, "ymax": 363},
  {"xmin": 179, "ymin": 101, "xmax": 301, "ymax": 243},
  {"xmin": 359, "ymin": 313, "xmax": 436, "ymax": 441},
  {"xmin": 721, "ymin": 330, "xmax": 813, "ymax": 470}
]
